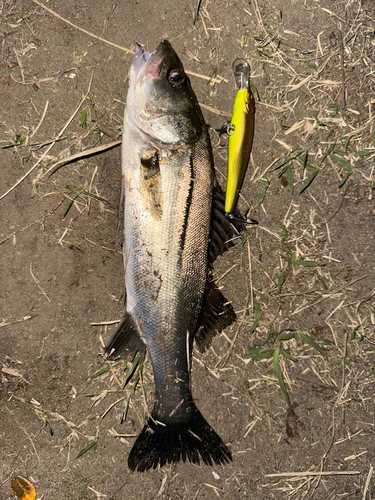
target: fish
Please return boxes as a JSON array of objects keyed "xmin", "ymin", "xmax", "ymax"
[{"xmin": 105, "ymin": 40, "xmax": 237, "ymax": 472}]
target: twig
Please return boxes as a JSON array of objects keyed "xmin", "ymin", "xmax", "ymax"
[
  {"xmin": 90, "ymin": 320, "xmax": 119, "ymax": 326},
  {"xmin": 46, "ymin": 140, "xmax": 121, "ymax": 176},
  {"xmin": 0, "ymin": 72, "xmax": 94, "ymax": 201}
]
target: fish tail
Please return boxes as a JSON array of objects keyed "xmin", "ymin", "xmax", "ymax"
[{"xmin": 128, "ymin": 403, "xmax": 232, "ymax": 472}]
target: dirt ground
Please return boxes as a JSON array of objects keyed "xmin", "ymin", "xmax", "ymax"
[{"xmin": 1, "ymin": 0, "xmax": 375, "ymax": 498}]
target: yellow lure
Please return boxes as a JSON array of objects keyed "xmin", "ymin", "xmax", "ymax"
[{"xmin": 225, "ymin": 87, "xmax": 255, "ymax": 214}]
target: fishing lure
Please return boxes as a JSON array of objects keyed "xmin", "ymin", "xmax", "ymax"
[{"xmin": 225, "ymin": 58, "xmax": 255, "ymax": 215}]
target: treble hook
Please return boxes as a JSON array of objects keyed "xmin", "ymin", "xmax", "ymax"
[{"xmin": 225, "ymin": 212, "xmax": 258, "ymax": 237}]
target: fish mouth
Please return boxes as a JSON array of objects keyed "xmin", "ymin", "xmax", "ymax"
[
  {"xmin": 132, "ymin": 43, "xmax": 151, "ymax": 77},
  {"xmin": 132, "ymin": 40, "xmax": 172, "ymax": 80}
]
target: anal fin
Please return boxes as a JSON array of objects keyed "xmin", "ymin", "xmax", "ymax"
[
  {"xmin": 194, "ymin": 284, "xmax": 236, "ymax": 353},
  {"xmin": 105, "ymin": 311, "xmax": 145, "ymax": 361}
]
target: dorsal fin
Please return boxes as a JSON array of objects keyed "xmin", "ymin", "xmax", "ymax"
[{"xmin": 208, "ymin": 187, "xmax": 235, "ymax": 264}]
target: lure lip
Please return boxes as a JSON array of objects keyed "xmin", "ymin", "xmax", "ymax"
[{"xmin": 232, "ymin": 58, "xmax": 250, "ymax": 90}]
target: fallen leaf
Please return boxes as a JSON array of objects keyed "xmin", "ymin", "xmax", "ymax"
[
  {"xmin": 11, "ymin": 476, "xmax": 37, "ymax": 500},
  {"xmin": 304, "ymin": 120, "xmax": 315, "ymax": 135}
]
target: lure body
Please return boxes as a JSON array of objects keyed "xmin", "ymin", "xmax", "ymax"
[
  {"xmin": 225, "ymin": 87, "xmax": 255, "ymax": 214},
  {"xmin": 224, "ymin": 58, "xmax": 255, "ymax": 215}
]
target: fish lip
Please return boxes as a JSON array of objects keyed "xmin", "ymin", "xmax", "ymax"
[
  {"xmin": 132, "ymin": 43, "xmax": 152, "ymax": 78},
  {"xmin": 132, "ymin": 40, "xmax": 172, "ymax": 80}
]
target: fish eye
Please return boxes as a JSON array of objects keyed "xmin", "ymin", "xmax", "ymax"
[{"xmin": 168, "ymin": 69, "xmax": 185, "ymax": 86}]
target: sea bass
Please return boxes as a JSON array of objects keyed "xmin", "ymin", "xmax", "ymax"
[{"xmin": 106, "ymin": 40, "xmax": 236, "ymax": 472}]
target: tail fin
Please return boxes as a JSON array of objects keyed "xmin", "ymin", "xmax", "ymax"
[{"xmin": 128, "ymin": 403, "xmax": 232, "ymax": 472}]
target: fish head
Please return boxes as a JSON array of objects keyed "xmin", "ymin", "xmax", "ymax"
[{"xmin": 127, "ymin": 40, "xmax": 202, "ymax": 148}]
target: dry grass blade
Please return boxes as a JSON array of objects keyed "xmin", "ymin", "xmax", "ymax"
[
  {"xmin": 362, "ymin": 465, "xmax": 374, "ymax": 500},
  {"xmin": 27, "ymin": 100, "xmax": 49, "ymax": 143},
  {"xmin": 199, "ymin": 103, "xmax": 231, "ymax": 117},
  {"xmin": 67, "ymin": 228, "xmax": 122, "ymax": 254},
  {"xmin": 29, "ymin": 263, "xmax": 51, "ymax": 302},
  {"xmin": 0, "ymin": 315, "xmax": 35, "ymax": 328},
  {"xmin": 0, "ymin": 197, "xmax": 65, "ymax": 245},
  {"xmin": 216, "ymin": 299, "xmax": 249, "ymax": 368},
  {"xmin": 3, "ymin": 2, "xmax": 375, "ymax": 498},
  {"xmin": 265, "ymin": 470, "xmax": 360, "ymax": 478}
]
